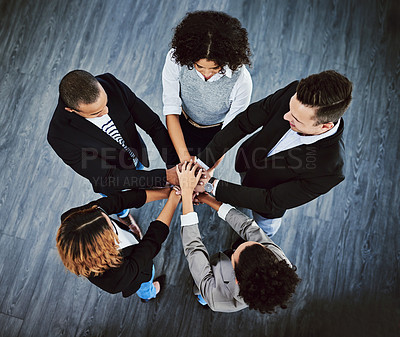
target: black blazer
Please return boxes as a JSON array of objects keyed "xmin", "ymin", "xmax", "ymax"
[
  {"xmin": 61, "ymin": 189, "xmax": 169, "ymax": 297},
  {"xmin": 197, "ymin": 81, "xmax": 345, "ymax": 219},
  {"xmin": 48, "ymin": 73, "xmax": 179, "ymax": 195}
]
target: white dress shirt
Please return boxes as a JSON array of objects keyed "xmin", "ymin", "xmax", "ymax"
[
  {"xmin": 180, "ymin": 203, "xmax": 234, "ymax": 227},
  {"xmin": 111, "ymin": 219, "xmax": 138, "ymax": 249},
  {"xmin": 268, "ymin": 119, "xmax": 341, "ymax": 157},
  {"xmin": 86, "ymin": 114, "xmax": 139, "ymax": 166},
  {"xmin": 162, "ymin": 49, "xmax": 252, "ymax": 128}
]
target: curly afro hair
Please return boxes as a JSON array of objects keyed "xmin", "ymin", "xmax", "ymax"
[
  {"xmin": 171, "ymin": 11, "xmax": 251, "ymax": 72},
  {"xmin": 234, "ymin": 243, "xmax": 300, "ymax": 314}
]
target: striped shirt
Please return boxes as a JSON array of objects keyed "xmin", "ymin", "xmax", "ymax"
[{"xmin": 86, "ymin": 114, "xmax": 139, "ymax": 167}]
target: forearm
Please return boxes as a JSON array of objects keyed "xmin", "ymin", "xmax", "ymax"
[
  {"xmin": 181, "ymin": 190, "xmax": 194, "ymax": 215},
  {"xmin": 215, "ymin": 178, "xmax": 330, "ymax": 215},
  {"xmin": 95, "ymin": 189, "xmax": 147, "ymax": 214},
  {"xmin": 198, "ymin": 193, "xmax": 222, "ymax": 211},
  {"xmin": 214, "ymin": 180, "xmax": 272, "ymax": 213},
  {"xmin": 180, "ymin": 224, "xmax": 213, "ymax": 288},
  {"xmin": 145, "ymin": 188, "xmax": 171, "ymax": 203},
  {"xmin": 156, "ymin": 193, "xmax": 180, "ymax": 226},
  {"xmin": 166, "ymin": 114, "xmax": 191, "ymax": 162}
]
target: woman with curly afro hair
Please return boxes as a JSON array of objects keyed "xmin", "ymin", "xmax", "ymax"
[
  {"xmin": 176, "ymin": 162, "xmax": 300, "ymax": 312},
  {"xmin": 162, "ymin": 11, "xmax": 252, "ymax": 173}
]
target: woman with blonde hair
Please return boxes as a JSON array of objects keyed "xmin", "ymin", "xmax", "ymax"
[{"xmin": 56, "ymin": 187, "xmax": 180, "ymax": 300}]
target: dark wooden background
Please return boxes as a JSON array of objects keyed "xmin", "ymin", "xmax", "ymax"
[{"xmin": 0, "ymin": 0, "xmax": 399, "ymax": 336}]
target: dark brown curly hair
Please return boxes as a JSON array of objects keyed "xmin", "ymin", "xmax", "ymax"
[
  {"xmin": 171, "ymin": 11, "xmax": 251, "ymax": 72},
  {"xmin": 234, "ymin": 243, "xmax": 300, "ymax": 314}
]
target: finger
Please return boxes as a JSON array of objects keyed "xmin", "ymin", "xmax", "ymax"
[
  {"xmin": 193, "ymin": 163, "xmax": 201, "ymax": 173},
  {"xmin": 195, "ymin": 169, "xmax": 202, "ymax": 183}
]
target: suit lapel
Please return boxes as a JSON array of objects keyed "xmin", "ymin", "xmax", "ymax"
[
  {"xmin": 69, "ymin": 112, "xmax": 124, "ymax": 149},
  {"xmin": 108, "ymin": 101, "xmax": 133, "ymax": 148},
  {"xmin": 254, "ymin": 115, "xmax": 290, "ymax": 162},
  {"xmin": 219, "ymin": 253, "xmax": 241, "ymax": 299}
]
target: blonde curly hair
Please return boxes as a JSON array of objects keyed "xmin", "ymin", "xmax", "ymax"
[{"xmin": 56, "ymin": 205, "xmax": 123, "ymax": 277}]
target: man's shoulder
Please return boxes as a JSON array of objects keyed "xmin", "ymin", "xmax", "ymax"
[
  {"xmin": 96, "ymin": 73, "xmax": 119, "ymax": 89},
  {"xmin": 48, "ymin": 98, "xmax": 68, "ymax": 133},
  {"xmin": 96, "ymin": 73, "xmax": 135, "ymax": 100},
  {"xmin": 261, "ymin": 80, "xmax": 298, "ymax": 112},
  {"xmin": 274, "ymin": 80, "xmax": 298, "ymax": 99}
]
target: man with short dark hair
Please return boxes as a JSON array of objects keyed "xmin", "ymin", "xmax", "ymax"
[
  {"xmin": 196, "ymin": 70, "xmax": 353, "ymax": 236},
  {"xmin": 48, "ymin": 70, "xmax": 179, "ymax": 236}
]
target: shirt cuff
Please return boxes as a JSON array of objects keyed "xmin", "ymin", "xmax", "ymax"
[
  {"xmin": 217, "ymin": 203, "xmax": 235, "ymax": 221},
  {"xmin": 180, "ymin": 212, "xmax": 199, "ymax": 226},
  {"xmin": 163, "ymin": 107, "xmax": 182, "ymax": 116},
  {"xmin": 195, "ymin": 157, "xmax": 210, "ymax": 170},
  {"xmin": 213, "ymin": 179, "xmax": 220, "ymax": 195}
]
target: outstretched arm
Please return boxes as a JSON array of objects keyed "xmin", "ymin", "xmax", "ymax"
[
  {"xmin": 166, "ymin": 115, "xmax": 193, "ymax": 163},
  {"xmin": 156, "ymin": 189, "xmax": 181, "ymax": 227},
  {"xmin": 197, "ymin": 81, "xmax": 298, "ymax": 168},
  {"xmin": 197, "ymin": 193, "xmax": 222, "ymax": 211}
]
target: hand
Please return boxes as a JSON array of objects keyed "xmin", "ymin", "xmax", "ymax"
[
  {"xmin": 197, "ymin": 192, "xmax": 212, "ymax": 203},
  {"xmin": 176, "ymin": 160, "xmax": 202, "ymax": 193},
  {"xmin": 176, "ymin": 159, "xmax": 203, "ymax": 176},
  {"xmin": 194, "ymin": 169, "xmax": 211, "ymax": 193},
  {"xmin": 192, "ymin": 191, "xmax": 200, "ymax": 205},
  {"xmin": 172, "ymin": 185, "xmax": 182, "ymax": 196},
  {"xmin": 168, "ymin": 187, "xmax": 182, "ymax": 201},
  {"xmin": 166, "ymin": 165, "xmax": 179, "ymax": 185},
  {"xmin": 180, "ymin": 155, "xmax": 196, "ymax": 163},
  {"xmin": 196, "ymin": 192, "xmax": 222, "ymax": 210}
]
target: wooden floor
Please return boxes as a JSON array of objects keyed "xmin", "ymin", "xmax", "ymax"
[{"xmin": 0, "ymin": 0, "xmax": 399, "ymax": 336}]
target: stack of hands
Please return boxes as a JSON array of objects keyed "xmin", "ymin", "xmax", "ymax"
[{"xmin": 167, "ymin": 160, "xmax": 213, "ymax": 205}]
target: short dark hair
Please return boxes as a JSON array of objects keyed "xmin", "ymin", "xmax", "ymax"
[
  {"xmin": 171, "ymin": 11, "xmax": 251, "ymax": 72},
  {"xmin": 59, "ymin": 70, "xmax": 100, "ymax": 110},
  {"xmin": 296, "ymin": 70, "xmax": 353, "ymax": 125},
  {"xmin": 234, "ymin": 244, "xmax": 300, "ymax": 314}
]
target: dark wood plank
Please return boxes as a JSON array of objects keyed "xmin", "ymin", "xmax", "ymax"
[
  {"xmin": 0, "ymin": 313, "xmax": 23, "ymax": 337},
  {"xmin": 0, "ymin": 0, "xmax": 399, "ymax": 336}
]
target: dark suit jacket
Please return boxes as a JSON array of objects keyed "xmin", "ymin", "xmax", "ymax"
[
  {"xmin": 48, "ymin": 73, "xmax": 179, "ymax": 195},
  {"xmin": 197, "ymin": 81, "xmax": 345, "ymax": 219},
  {"xmin": 61, "ymin": 189, "xmax": 169, "ymax": 297}
]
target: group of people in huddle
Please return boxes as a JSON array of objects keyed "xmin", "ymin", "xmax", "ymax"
[{"xmin": 48, "ymin": 11, "xmax": 352, "ymax": 313}]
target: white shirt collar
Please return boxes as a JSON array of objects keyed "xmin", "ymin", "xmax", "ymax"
[
  {"xmin": 112, "ymin": 220, "xmax": 138, "ymax": 249},
  {"xmin": 298, "ymin": 118, "xmax": 341, "ymax": 145},
  {"xmin": 194, "ymin": 65, "xmax": 232, "ymax": 82}
]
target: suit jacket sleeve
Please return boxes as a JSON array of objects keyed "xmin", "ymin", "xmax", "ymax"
[
  {"xmin": 180, "ymin": 222, "xmax": 222, "ymax": 310},
  {"xmin": 60, "ymin": 189, "xmax": 147, "ymax": 223},
  {"xmin": 94, "ymin": 189, "xmax": 147, "ymax": 214},
  {"xmin": 89, "ymin": 220, "xmax": 169, "ymax": 297},
  {"xmin": 197, "ymin": 82, "xmax": 298, "ymax": 167},
  {"xmin": 112, "ymin": 75, "xmax": 179, "ymax": 168},
  {"xmin": 47, "ymin": 134, "xmax": 167, "ymax": 193},
  {"xmin": 122, "ymin": 220, "xmax": 169, "ymax": 278},
  {"xmin": 223, "ymin": 207, "xmax": 291, "ymax": 265},
  {"xmin": 215, "ymin": 174, "xmax": 344, "ymax": 216}
]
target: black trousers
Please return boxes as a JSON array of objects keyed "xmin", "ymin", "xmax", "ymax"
[{"xmin": 179, "ymin": 114, "xmax": 222, "ymax": 157}]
